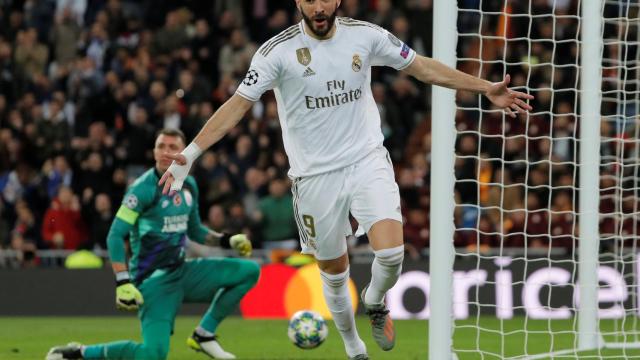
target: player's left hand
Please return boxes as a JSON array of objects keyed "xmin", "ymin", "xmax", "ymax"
[
  {"xmin": 116, "ymin": 282, "xmax": 144, "ymax": 311},
  {"xmin": 486, "ymin": 74, "xmax": 534, "ymax": 118},
  {"xmin": 230, "ymin": 234, "xmax": 252, "ymax": 257}
]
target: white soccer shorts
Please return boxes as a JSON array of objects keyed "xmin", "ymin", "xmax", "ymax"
[{"xmin": 291, "ymin": 147, "xmax": 403, "ymax": 260}]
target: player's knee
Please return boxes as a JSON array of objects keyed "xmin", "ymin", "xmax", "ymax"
[
  {"xmin": 374, "ymin": 245, "xmax": 404, "ymax": 267},
  {"xmin": 319, "ymin": 267, "xmax": 349, "ymax": 288},
  {"xmin": 142, "ymin": 342, "xmax": 169, "ymax": 360},
  {"xmin": 243, "ymin": 261, "xmax": 261, "ymax": 285}
]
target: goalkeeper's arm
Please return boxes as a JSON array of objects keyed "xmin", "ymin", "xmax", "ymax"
[{"xmin": 107, "ymin": 218, "xmax": 143, "ymax": 311}]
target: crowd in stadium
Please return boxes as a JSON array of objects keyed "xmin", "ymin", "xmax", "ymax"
[{"xmin": 0, "ymin": 0, "xmax": 636, "ymax": 268}]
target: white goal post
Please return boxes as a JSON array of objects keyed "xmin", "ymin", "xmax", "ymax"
[{"xmin": 430, "ymin": 0, "xmax": 640, "ymax": 359}]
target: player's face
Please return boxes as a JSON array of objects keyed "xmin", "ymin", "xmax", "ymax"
[
  {"xmin": 154, "ymin": 134, "xmax": 185, "ymax": 172},
  {"xmin": 298, "ymin": 0, "xmax": 340, "ymax": 38}
]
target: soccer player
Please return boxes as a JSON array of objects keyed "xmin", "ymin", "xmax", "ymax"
[
  {"xmin": 47, "ymin": 128, "xmax": 259, "ymax": 360},
  {"xmin": 159, "ymin": 1, "xmax": 533, "ymax": 359}
]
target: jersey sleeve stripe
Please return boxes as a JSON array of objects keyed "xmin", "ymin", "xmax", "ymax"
[
  {"xmin": 337, "ymin": 17, "xmax": 385, "ymax": 33},
  {"xmin": 236, "ymin": 89, "xmax": 259, "ymax": 102},
  {"xmin": 397, "ymin": 50, "xmax": 417, "ymax": 70},
  {"xmin": 261, "ymin": 29, "xmax": 301, "ymax": 57},
  {"xmin": 259, "ymin": 25, "xmax": 300, "ymax": 56},
  {"xmin": 116, "ymin": 205, "xmax": 140, "ymax": 225}
]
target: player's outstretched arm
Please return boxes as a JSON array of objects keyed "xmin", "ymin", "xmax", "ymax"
[
  {"xmin": 402, "ymin": 55, "xmax": 534, "ymax": 118},
  {"xmin": 158, "ymin": 94, "xmax": 254, "ymax": 194}
]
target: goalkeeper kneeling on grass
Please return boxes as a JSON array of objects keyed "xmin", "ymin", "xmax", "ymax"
[{"xmin": 47, "ymin": 128, "xmax": 260, "ymax": 360}]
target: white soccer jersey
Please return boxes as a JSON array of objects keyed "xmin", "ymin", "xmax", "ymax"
[{"xmin": 236, "ymin": 17, "xmax": 416, "ymax": 177}]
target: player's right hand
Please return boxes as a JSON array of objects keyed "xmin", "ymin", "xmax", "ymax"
[
  {"xmin": 159, "ymin": 154, "xmax": 189, "ymax": 194},
  {"xmin": 159, "ymin": 143, "xmax": 202, "ymax": 194},
  {"xmin": 116, "ymin": 282, "xmax": 144, "ymax": 311}
]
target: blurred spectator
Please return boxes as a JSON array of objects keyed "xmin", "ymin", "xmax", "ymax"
[
  {"xmin": 404, "ymin": 207, "xmax": 429, "ymax": 259},
  {"xmin": 41, "ymin": 186, "xmax": 87, "ymax": 250},
  {"xmin": 119, "ymin": 106, "xmax": 155, "ymax": 179},
  {"xmin": 85, "ymin": 22, "xmax": 110, "ymax": 71},
  {"xmin": 14, "ymin": 28, "xmax": 49, "ymax": 81},
  {"xmin": 0, "ymin": 163, "xmax": 41, "ymax": 211},
  {"xmin": 228, "ymin": 134, "xmax": 257, "ymax": 188},
  {"xmin": 12, "ymin": 199, "xmax": 41, "ymax": 248},
  {"xmin": 525, "ymin": 193, "xmax": 549, "ymax": 249},
  {"xmin": 0, "ymin": 199, "xmax": 8, "ymax": 248},
  {"xmin": 191, "ymin": 19, "xmax": 218, "ymax": 81},
  {"xmin": 35, "ymin": 98, "xmax": 71, "ymax": 161},
  {"xmin": 254, "ymin": 177, "xmax": 297, "ymax": 249},
  {"xmin": 42, "ymin": 154, "xmax": 73, "ymax": 200},
  {"xmin": 206, "ymin": 204, "xmax": 227, "ymax": 232},
  {"xmin": 550, "ymin": 191, "xmax": 575, "ymax": 250},
  {"xmin": 218, "ymin": 28, "xmax": 257, "ymax": 78},
  {"xmin": 243, "ymin": 167, "xmax": 267, "ymax": 217},
  {"xmin": 84, "ymin": 193, "xmax": 113, "ymax": 250},
  {"xmin": 77, "ymin": 152, "xmax": 111, "ymax": 199},
  {"xmin": 8, "ymin": 231, "xmax": 38, "ymax": 268},
  {"xmin": 51, "ymin": 6, "xmax": 81, "ymax": 68},
  {"xmin": 227, "ymin": 201, "xmax": 253, "ymax": 236},
  {"xmin": 151, "ymin": 10, "xmax": 189, "ymax": 56}
]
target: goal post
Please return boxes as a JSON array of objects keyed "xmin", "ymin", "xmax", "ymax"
[
  {"xmin": 429, "ymin": 0, "xmax": 458, "ymax": 358},
  {"xmin": 429, "ymin": 0, "xmax": 640, "ymax": 358},
  {"xmin": 577, "ymin": 0, "xmax": 603, "ymax": 351}
]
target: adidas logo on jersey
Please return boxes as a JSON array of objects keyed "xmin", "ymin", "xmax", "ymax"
[{"xmin": 303, "ymin": 67, "xmax": 316, "ymax": 77}]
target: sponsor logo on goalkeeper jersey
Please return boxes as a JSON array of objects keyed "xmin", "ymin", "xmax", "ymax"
[
  {"xmin": 305, "ymin": 80, "xmax": 362, "ymax": 110},
  {"xmin": 162, "ymin": 214, "xmax": 188, "ymax": 232},
  {"xmin": 240, "ymin": 263, "xmax": 358, "ymax": 319}
]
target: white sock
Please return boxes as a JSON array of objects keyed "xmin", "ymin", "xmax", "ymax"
[
  {"xmin": 320, "ymin": 268, "xmax": 366, "ymax": 357},
  {"xmin": 195, "ymin": 326, "xmax": 215, "ymax": 337},
  {"xmin": 365, "ymin": 245, "xmax": 404, "ymax": 305}
]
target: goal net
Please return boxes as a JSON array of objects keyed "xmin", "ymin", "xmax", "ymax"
[{"xmin": 429, "ymin": 0, "xmax": 640, "ymax": 359}]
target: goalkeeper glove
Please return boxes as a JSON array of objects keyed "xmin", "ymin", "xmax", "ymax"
[
  {"xmin": 115, "ymin": 272, "xmax": 144, "ymax": 311},
  {"xmin": 230, "ymin": 234, "xmax": 252, "ymax": 257}
]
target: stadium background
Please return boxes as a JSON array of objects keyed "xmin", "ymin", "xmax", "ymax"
[
  {"xmin": 1, "ymin": 0, "xmax": 614, "ymax": 267},
  {"xmin": 1, "ymin": 0, "xmax": 639, "ymax": 359}
]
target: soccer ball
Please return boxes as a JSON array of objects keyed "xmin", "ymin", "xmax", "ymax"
[{"xmin": 287, "ymin": 310, "xmax": 329, "ymax": 349}]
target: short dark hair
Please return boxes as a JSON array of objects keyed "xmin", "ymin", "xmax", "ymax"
[{"xmin": 156, "ymin": 128, "xmax": 186, "ymax": 145}]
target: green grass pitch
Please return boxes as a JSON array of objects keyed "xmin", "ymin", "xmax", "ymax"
[{"xmin": 2, "ymin": 316, "xmax": 640, "ymax": 359}]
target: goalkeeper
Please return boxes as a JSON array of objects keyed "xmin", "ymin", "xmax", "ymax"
[{"xmin": 47, "ymin": 128, "xmax": 260, "ymax": 360}]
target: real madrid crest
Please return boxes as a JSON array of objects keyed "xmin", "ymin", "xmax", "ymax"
[
  {"xmin": 352, "ymin": 54, "xmax": 362, "ymax": 72},
  {"xmin": 296, "ymin": 47, "xmax": 311, "ymax": 66}
]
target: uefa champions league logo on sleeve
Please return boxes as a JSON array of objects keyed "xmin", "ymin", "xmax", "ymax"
[{"xmin": 243, "ymin": 69, "xmax": 259, "ymax": 86}]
